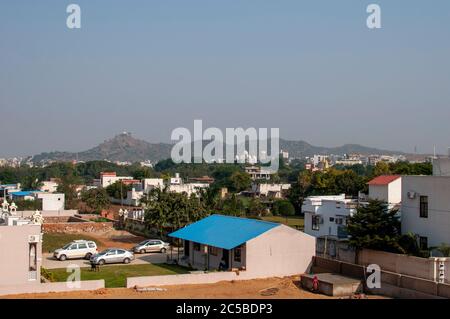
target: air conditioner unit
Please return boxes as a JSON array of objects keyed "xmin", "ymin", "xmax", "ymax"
[
  {"xmin": 407, "ymin": 191, "xmax": 416, "ymax": 199},
  {"xmin": 28, "ymin": 235, "xmax": 40, "ymax": 243}
]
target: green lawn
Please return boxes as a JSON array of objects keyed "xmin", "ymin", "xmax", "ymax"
[
  {"xmin": 44, "ymin": 263, "xmax": 189, "ymax": 288},
  {"xmin": 261, "ymin": 216, "xmax": 304, "ymax": 230},
  {"xmin": 42, "ymin": 233, "xmax": 101, "ymax": 253}
]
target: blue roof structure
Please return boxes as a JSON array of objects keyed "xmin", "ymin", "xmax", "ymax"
[
  {"xmin": 10, "ymin": 191, "xmax": 39, "ymax": 197},
  {"xmin": 169, "ymin": 214, "xmax": 280, "ymax": 250}
]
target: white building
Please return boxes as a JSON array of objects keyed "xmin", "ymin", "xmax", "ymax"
[
  {"xmin": 303, "ymin": 194, "xmax": 358, "ymax": 239},
  {"xmin": 168, "ymin": 183, "xmax": 209, "ymax": 197},
  {"xmin": 142, "ymin": 178, "xmax": 165, "ymax": 192},
  {"xmin": 170, "ymin": 173, "xmax": 182, "ymax": 185},
  {"xmin": 245, "ymin": 166, "xmax": 273, "ymax": 181},
  {"xmin": 94, "ymin": 172, "xmax": 134, "ymax": 188},
  {"xmin": 39, "ymin": 180, "xmax": 59, "ymax": 193},
  {"xmin": 169, "ymin": 214, "xmax": 315, "ymax": 277},
  {"xmin": 36, "ymin": 193, "xmax": 65, "ymax": 211},
  {"xmin": 252, "ymin": 183, "xmax": 291, "ymax": 198},
  {"xmin": 367, "ymin": 175, "xmax": 402, "ymax": 207},
  {"xmin": 401, "ymin": 175, "xmax": 450, "ymax": 249}
]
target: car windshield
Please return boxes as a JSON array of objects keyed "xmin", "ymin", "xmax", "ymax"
[
  {"xmin": 62, "ymin": 243, "xmax": 72, "ymax": 249},
  {"xmin": 98, "ymin": 250, "xmax": 110, "ymax": 255},
  {"xmin": 138, "ymin": 240, "xmax": 149, "ymax": 245}
]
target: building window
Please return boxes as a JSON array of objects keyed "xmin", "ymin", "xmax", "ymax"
[
  {"xmin": 329, "ymin": 217, "xmax": 334, "ymax": 222},
  {"xmin": 29, "ymin": 243, "xmax": 37, "ymax": 272},
  {"xmin": 312, "ymin": 215, "xmax": 320, "ymax": 231},
  {"xmin": 419, "ymin": 236, "xmax": 428, "ymax": 250},
  {"xmin": 193, "ymin": 243, "xmax": 201, "ymax": 251},
  {"xmin": 420, "ymin": 196, "xmax": 428, "ymax": 218},
  {"xmin": 234, "ymin": 246, "xmax": 242, "ymax": 263},
  {"xmin": 209, "ymin": 246, "xmax": 218, "ymax": 256}
]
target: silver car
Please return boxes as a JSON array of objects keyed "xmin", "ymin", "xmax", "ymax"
[
  {"xmin": 90, "ymin": 248, "xmax": 134, "ymax": 265},
  {"xmin": 133, "ymin": 239, "xmax": 170, "ymax": 254}
]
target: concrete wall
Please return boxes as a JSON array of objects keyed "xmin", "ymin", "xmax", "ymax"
[
  {"xmin": 0, "ymin": 280, "xmax": 105, "ymax": 296},
  {"xmin": 401, "ymin": 175, "xmax": 450, "ymax": 247},
  {"xmin": 245, "ymin": 224, "xmax": 315, "ymax": 277},
  {"xmin": 0, "ymin": 224, "xmax": 42, "ymax": 287},
  {"xmin": 357, "ymin": 248, "xmax": 450, "ymax": 283},
  {"xmin": 313, "ymin": 256, "xmax": 450, "ymax": 299},
  {"xmin": 316, "ymin": 238, "xmax": 356, "ymax": 264},
  {"xmin": 368, "ymin": 178, "xmax": 402, "ymax": 205}
]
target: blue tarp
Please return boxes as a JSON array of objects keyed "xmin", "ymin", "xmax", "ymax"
[{"xmin": 169, "ymin": 214, "xmax": 280, "ymax": 250}]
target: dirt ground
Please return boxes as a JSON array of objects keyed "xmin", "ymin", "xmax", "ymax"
[
  {"xmin": 81, "ymin": 229, "xmax": 147, "ymax": 251},
  {"xmin": 2, "ymin": 276, "xmax": 387, "ymax": 299}
]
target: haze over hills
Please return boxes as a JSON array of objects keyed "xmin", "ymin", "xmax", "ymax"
[{"xmin": 30, "ymin": 133, "xmax": 409, "ymax": 164}]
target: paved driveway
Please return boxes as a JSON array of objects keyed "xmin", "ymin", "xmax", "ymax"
[{"xmin": 42, "ymin": 251, "xmax": 175, "ymax": 269}]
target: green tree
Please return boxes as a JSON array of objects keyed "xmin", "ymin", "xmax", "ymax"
[
  {"xmin": 229, "ymin": 171, "xmax": 252, "ymax": 192},
  {"xmin": 272, "ymin": 200, "xmax": 295, "ymax": 217},
  {"xmin": 247, "ymin": 197, "xmax": 267, "ymax": 217},
  {"xmin": 56, "ymin": 167, "xmax": 83, "ymax": 209},
  {"xmin": 346, "ymin": 200, "xmax": 402, "ymax": 253},
  {"xmin": 81, "ymin": 188, "xmax": 110, "ymax": 213},
  {"xmin": 105, "ymin": 181, "xmax": 132, "ymax": 200},
  {"xmin": 142, "ymin": 187, "xmax": 208, "ymax": 237}
]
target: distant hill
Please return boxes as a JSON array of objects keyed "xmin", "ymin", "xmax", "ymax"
[
  {"xmin": 31, "ymin": 133, "xmax": 406, "ymax": 164},
  {"xmin": 31, "ymin": 133, "xmax": 172, "ymax": 164}
]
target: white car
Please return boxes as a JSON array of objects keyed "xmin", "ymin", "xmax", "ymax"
[
  {"xmin": 132, "ymin": 239, "xmax": 170, "ymax": 254},
  {"xmin": 90, "ymin": 248, "xmax": 134, "ymax": 265},
  {"xmin": 53, "ymin": 240, "xmax": 98, "ymax": 261}
]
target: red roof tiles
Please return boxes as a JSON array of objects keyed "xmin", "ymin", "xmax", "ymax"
[{"xmin": 367, "ymin": 175, "xmax": 401, "ymax": 185}]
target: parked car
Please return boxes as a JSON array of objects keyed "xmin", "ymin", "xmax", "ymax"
[
  {"xmin": 90, "ymin": 248, "xmax": 134, "ymax": 265},
  {"xmin": 132, "ymin": 239, "xmax": 170, "ymax": 254},
  {"xmin": 53, "ymin": 240, "xmax": 98, "ymax": 261}
]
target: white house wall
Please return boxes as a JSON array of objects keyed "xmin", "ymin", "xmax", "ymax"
[
  {"xmin": 245, "ymin": 225, "xmax": 315, "ymax": 277},
  {"xmin": 401, "ymin": 176, "xmax": 450, "ymax": 247}
]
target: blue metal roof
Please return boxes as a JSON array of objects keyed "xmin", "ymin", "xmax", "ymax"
[
  {"xmin": 10, "ymin": 191, "xmax": 39, "ymax": 197},
  {"xmin": 169, "ymin": 214, "xmax": 280, "ymax": 250}
]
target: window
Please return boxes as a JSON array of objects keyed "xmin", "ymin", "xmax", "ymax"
[
  {"xmin": 420, "ymin": 196, "xmax": 428, "ymax": 218},
  {"xmin": 78, "ymin": 243, "xmax": 87, "ymax": 249},
  {"xmin": 88, "ymin": 242, "xmax": 96, "ymax": 248},
  {"xmin": 209, "ymin": 246, "xmax": 218, "ymax": 256},
  {"xmin": 329, "ymin": 217, "xmax": 334, "ymax": 222},
  {"xmin": 117, "ymin": 250, "xmax": 125, "ymax": 254},
  {"xmin": 29, "ymin": 243, "xmax": 37, "ymax": 272},
  {"xmin": 193, "ymin": 243, "xmax": 201, "ymax": 251},
  {"xmin": 69, "ymin": 244, "xmax": 78, "ymax": 250},
  {"xmin": 234, "ymin": 246, "xmax": 242, "ymax": 263},
  {"xmin": 419, "ymin": 236, "xmax": 428, "ymax": 250},
  {"xmin": 312, "ymin": 215, "xmax": 320, "ymax": 231}
]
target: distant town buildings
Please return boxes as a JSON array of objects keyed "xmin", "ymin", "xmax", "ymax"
[
  {"xmin": 93, "ymin": 172, "xmax": 134, "ymax": 188},
  {"xmin": 245, "ymin": 166, "xmax": 273, "ymax": 181}
]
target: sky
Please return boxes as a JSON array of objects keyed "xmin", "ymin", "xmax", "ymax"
[{"xmin": 1, "ymin": 0, "xmax": 450, "ymax": 157}]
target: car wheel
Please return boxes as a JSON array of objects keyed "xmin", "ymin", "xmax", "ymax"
[
  {"xmin": 123, "ymin": 258, "xmax": 131, "ymax": 264},
  {"xmin": 98, "ymin": 259, "xmax": 105, "ymax": 265},
  {"xmin": 160, "ymin": 248, "xmax": 167, "ymax": 253},
  {"xmin": 85, "ymin": 253, "xmax": 92, "ymax": 260},
  {"xmin": 140, "ymin": 249, "xmax": 146, "ymax": 254},
  {"xmin": 59, "ymin": 254, "xmax": 67, "ymax": 261}
]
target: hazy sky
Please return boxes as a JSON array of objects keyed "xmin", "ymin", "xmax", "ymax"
[{"xmin": 1, "ymin": 0, "xmax": 449, "ymax": 157}]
